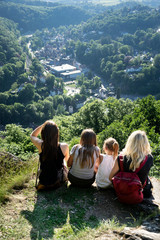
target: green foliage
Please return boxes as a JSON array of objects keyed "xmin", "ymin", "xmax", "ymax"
[
  {"xmin": 0, "ymin": 2, "xmax": 90, "ymax": 32},
  {"xmin": 0, "ymin": 124, "xmax": 36, "ymax": 159},
  {"xmin": 76, "ymin": 100, "xmax": 108, "ymax": 133},
  {"xmin": 0, "ymin": 152, "xmax": 37, "ymax": 202},
  {"xmin": 98, "ymin": 121, "xmax": 129, "ymax": 151}
]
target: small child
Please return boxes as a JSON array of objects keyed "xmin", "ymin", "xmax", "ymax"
[{"xmin": 95, "ymin": 137, "xmax": 119, "ymax": 189}]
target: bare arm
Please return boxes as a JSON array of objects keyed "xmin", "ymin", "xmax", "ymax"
[
  {"xmin": 94, "ymin": 154, "xmax": 103, "ymax": 173},
  {"xmin": 60, "ymin": 143, "xmax": 69, "ymax": 162},
  {"xmin": 67, "ymin": 154, "xmax": 74, "ymax": 167},
  {"xmin": 30, "ymin": 124, "xmax": 43, "ymax": 153},
  {"xmin": 109, "ymin": 158, "xmax": 119, "ymax": 181}
]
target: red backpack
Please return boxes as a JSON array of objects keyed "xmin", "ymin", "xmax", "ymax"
[{"xmin": 112, "ymin": 155, "xmax": 148, "ymax": 204}]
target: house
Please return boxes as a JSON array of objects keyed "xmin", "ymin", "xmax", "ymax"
[
  {"xmin": 125, "ymin": 67, "xmax": 142, "ymax": 73},
  {"xmin": 39, "ymin": 75, "xmax": 46, "ymax": 83},
  {"xmin": 69, "ymin": 106, "xmax": 73, "ymax": 114},
  {"xmin": 50, "ymin": 90, "xmax": 56, "ymax": 96},
  {"xmin": 99, "ymin": 86, "xmax": 107, "ymax": 99}
]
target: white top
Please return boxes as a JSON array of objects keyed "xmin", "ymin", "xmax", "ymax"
[
  {"xmin": 69, "ymin": 144, "xmax": 99, "ymax": 179},
  {"xmin": 96, "ymin": 154, "xmax": 115, "ymax": 188}
]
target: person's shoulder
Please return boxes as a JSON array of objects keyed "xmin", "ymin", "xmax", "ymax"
[
  {"xmin": 60, "ymin": 142, "xmax": 69, "ymax": 147},
  {"xmin": 70, "ymin": 144, "xmax": 80, "ymax": 154},
  {"xmin": 73, "ymin": 144, "xmax": 80, "ymax": 148},
  {"xmin": 103, "ymin": 154, "xmax": 113, "ymax": 159},
  {"xmin": 147, "ymin": 154, "xmax": 153, "ymax": 162},
  {"xmin": 59, "ymin": 142, "xmax": 69, "ymax": 152},
  {"xmin": 95, "ymin": 146, "xmax": 100, "ymax": 151}
]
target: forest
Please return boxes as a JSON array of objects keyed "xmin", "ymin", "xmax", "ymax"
[{"xmin": 0, "ymin": 1, "xmax": 91, "ymax": 32}]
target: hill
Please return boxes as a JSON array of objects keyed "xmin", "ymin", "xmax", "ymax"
[{"xmin": 0, "ymin": 1, "xmax": 91, "ymax": 32}]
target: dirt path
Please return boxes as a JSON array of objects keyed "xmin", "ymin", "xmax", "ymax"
[{"xmin": 0, "ymin": 177, "xmax": 159, "ymax": 240}]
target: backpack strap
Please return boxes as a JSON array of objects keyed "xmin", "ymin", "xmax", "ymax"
[
  {"xmin": 135, "ymin": 155, "xmax": 148, "ymax": 173},
  {"xmin": 118, "ymin": 155, "xmax": 148, "ymax": 174}
]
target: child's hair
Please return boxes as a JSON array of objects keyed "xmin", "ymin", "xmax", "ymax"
[
  {"xmin": 41, "ymin": 120, "xmax": 59, "ymax": 161},
  {"xmin": 77, "ymin": 129, "xmax": 98, "ymax": 168},
  {"xmin": 121, "ymin": 130, "xmax": 151, "ymax": 171},
  {"xmin": 103, "ymin": 137, "xmax": 119, "ymax": 159}
]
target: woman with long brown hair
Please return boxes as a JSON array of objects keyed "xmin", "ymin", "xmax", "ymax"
[
  {"xmin": 67, "ymin": 129, "xmax": 100, "ymax": 187},
  {"xmin": 31, "ymin": 120, "xmax": 69, "ymax": 190}
]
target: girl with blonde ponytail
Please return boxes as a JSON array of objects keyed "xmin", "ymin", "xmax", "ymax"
[
  {"xmin": 109, "ymin": 130, "xmax": 153, "ymax": 198},
  {"xmin": 95, "ymin": 137, "xmax": 119, "ymax": 189}
]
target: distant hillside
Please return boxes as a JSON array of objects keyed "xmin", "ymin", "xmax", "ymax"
[
  {"xmin": 82, "ymin": 5, "xmax": 160, "ymax": 36},
  {"xmin": 0, "ymin": 1, "xmax": 91, "ymax": 32}
]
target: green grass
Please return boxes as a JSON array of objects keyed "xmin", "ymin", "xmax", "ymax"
[
  {"xmin": 0, "ymin": 154, "xmax": 38, "ymax": 202},
  {"xmin": 0, "ymin": 150, "xmax": 159, "ymax": 239},
  {"xmin": 0, "ymin": 181, "xmax": 124, "ymax": 240},
  {"xmin": 0, "ymin": 175, "xmax": 159, "ymax": 240}
]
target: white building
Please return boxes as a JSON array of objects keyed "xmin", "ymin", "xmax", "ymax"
[
  {"xmin": 69, "ymin": 106, "xmax": 73, "ymax": 114},
  {"xmin": 51, "ymin": 64, "xmax": 76, "ymax": 76},
  {"xmin": 61, "ymin": 70, "xmax": 81, "ymax": 79},
  {"xmin": 99, "ymin": 86, "xmax": 107, "ymax": 99}
]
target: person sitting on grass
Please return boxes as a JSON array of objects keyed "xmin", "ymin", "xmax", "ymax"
[
  {"xmin": 95, "ymin": 137, "xmax": 119, "ymax": 189},
  {"xmin": 67, "ymin": 129, "xmax": 100, "ymax": 187},
  {"xmin": 31, "ymin": 120, "xmax": 69, "ymax": 191},
  {"xmin": 109, "ymin": 130, "xmax": 153, "ymax": 198}
]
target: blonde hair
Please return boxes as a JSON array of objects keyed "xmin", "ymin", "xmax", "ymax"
[
  {"xmin": 103, "ymin": 137, "xmax": 119, "ymax": 159},
  {"xmin": 77, "ymin": 129, "xmax": 98, "ymax": 168},
  {"xmin": 121, "ymin": 130, "xmax": 151, "ymax": 171}
]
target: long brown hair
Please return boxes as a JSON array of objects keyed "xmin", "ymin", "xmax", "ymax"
[
  {"xmin": 103, "ymin": 137, "xmax": 119, "ymax": 159},
  {"xmin": 41, "ymin": 120, "xmax": 59, "ymax": 161},
  {"xmin": 77, "ymin": 129, "xmax": 98, "ymax": 168}
]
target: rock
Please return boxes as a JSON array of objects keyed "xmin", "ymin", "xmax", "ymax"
[{"xmin": 120, "ymin": 226, "xmax": 160, "ymax": 240}]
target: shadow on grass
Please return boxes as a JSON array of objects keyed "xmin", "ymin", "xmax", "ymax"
[{"xmin": 21, "ymin": 183, "xmax": 159, "ymax": 239}]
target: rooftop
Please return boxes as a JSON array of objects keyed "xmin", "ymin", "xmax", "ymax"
[{"xmin": 52, "ymin": 64, "xmax": 76, "ymax": 73}]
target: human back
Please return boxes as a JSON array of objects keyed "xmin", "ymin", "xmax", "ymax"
[
  {"xmin": 31, "ymin": 120, "xmax": 69, "ymax": 190},
  {"xmin": 96, "ymin": 137, "xmax": 119, "ymax": 189},
  {"xmin": 109, "ymin": 130, "xmax": 153, "ymax": 203},
  {"xmin": 67, "ymin": 129, "xmax": 100, "ymax": 187}
]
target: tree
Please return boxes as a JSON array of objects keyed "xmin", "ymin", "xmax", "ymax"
[
  {"xmin": 98, "ymin": 121, "xmax": 129, "ymax": 151},
  {"xmin": 18, "ymin": 83, "xmax": 35, "ymax": 104},
  {"xmin": 17, "ymin": 73, "xmax": 29, "ymax": 84},
  {"xmin": 30, "ymin": 58, "xmax": 44, "ymax": 76},
  {"xmin": 46, "ymin": 74, "xmax": 55, "ymax": 89},
  {"xmin": 119, "ymin": 45, "xmax": 131, "ymax": 55},
  {"xmin": 77, "ymin": 100, "xmax": 108, "ymax": 133},
  {"xmin": 0, "ymin": 92, "xmax": 9, "ymax": 104},
  {"xmin": 154, "ymin": 54, "xmax": 160, "ymax": 69}
]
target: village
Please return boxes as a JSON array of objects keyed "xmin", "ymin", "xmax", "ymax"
[{"xmin": 24, "ymin": 31, "xmax": 116, "ymax": 114}]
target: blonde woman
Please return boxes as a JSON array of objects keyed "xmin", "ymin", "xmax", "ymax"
[
  {"xmin": 31, "ymin": 120, "xmax": 69, "ymax": 190},
  {"xmin": 95, "ymin": 137, "xmax": 119, "ymax": 189},
  {"xmin": 109, "ymin": 130, "xmax": 153, "ymax": 197},
  {"xmin": 67, "ymin": 129, "xmax": 100, "ymax": 187}
]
